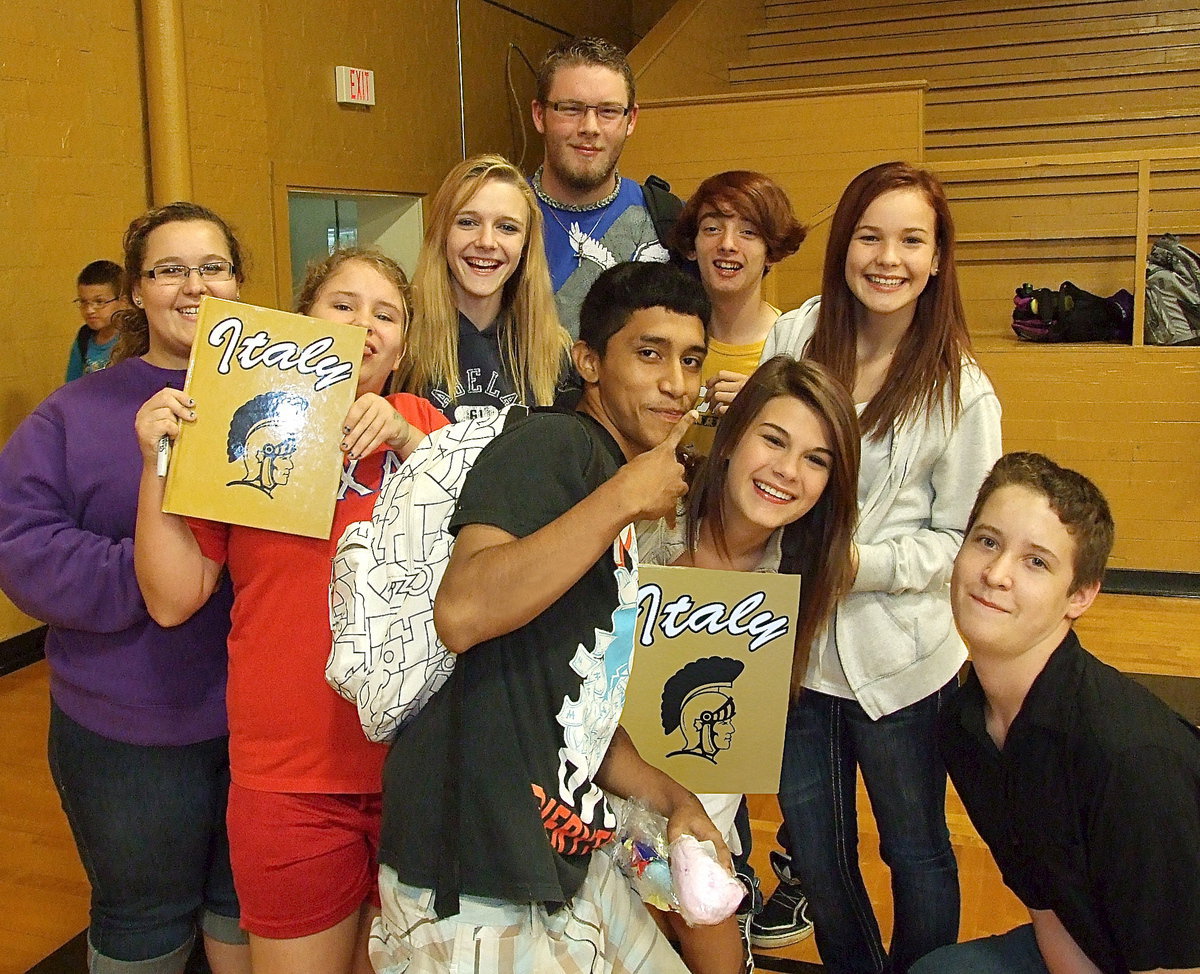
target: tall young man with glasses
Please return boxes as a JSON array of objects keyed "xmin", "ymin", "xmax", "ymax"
[
  {"xmin": 531, "ymin": 36, "xmax": 684, "ymax": 337},
  {"xmin": 66, "ymin": 259, "xmax": 129, "ymax": 382}
]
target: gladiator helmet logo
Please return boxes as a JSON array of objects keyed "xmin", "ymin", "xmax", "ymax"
[
  {"xmin": 660, "ymin": 656, "xmax": 744, "ymax": 764},
  {"xmin": 226, "ymin": 391, "xmax": 309, "ymax": 497}
]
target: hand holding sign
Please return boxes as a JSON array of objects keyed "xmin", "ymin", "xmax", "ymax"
[
  {"xmin": 135, "ymin": 388, "xmax": 196, "ymax": 466},
  {"xmin": 341, "ymin": 392, "xmax": 413, "ymax": 460}
]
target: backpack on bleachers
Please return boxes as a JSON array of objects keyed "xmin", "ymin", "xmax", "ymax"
[
  {"xmin": 326, "ymin": 404, "xmax": 528, "ymax": 742},
  {"xmin": 1145, "ymin": 234, "xmax": 1200, "ymax": 346},
  {"xmin": 1011, "ymin": 281, "xmax": 1133, "ymax": 343}
]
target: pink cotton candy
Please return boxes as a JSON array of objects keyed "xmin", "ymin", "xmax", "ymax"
[{"xmin": 668, "ymin": 834, "xmax": 744, "ymax": 926}]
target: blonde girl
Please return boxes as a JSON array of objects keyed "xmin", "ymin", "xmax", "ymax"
[{"xmin": 402, "ymin": 153, "xmax": 570, "ymax": 421}]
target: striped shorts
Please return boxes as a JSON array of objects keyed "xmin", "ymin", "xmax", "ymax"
[{"xmin": 370, "ymin": 849, "xmax": 688, "ymax": 973}]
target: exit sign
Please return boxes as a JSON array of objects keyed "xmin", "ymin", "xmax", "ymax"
[{"xmin": 335, "ymin": 66, "xmax": 375, "ymax": 106}]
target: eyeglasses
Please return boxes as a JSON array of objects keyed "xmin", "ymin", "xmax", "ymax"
[
  {"xmin": 543, "ymin": 100, "xmax": 630, "ymax": 123},
  {"xmin": 142, "ymin": 261, "xmax": 236, "ymax": 285},
  {"xmin": 73, "ymin": 297, "xmax": 119, "ymax": 311}
]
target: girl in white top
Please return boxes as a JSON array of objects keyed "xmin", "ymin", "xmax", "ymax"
[
  {"xmin": 760, "ymin": 162, "xmax": 1002, "ymax": 974},
  {"xmin": 641, "ymin": 355, "xmax": 860, "ymax": 974}
]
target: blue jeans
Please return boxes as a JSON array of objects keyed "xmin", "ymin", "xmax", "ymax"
[
  {"xmin": 778, "ymin": 683, "xmax": 960, "ymax": 974},
  {"xmin": 910, "ymin": 925, "xmax": 1047, "ymax": 974},
  {"xmin": 48, "ymin": 700, "xmax": 243, "ymax": 973}
]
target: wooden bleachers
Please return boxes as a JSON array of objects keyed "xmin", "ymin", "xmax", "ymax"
[{"xmin": 727, "ymin": 0, "xmax": 1200, "ymax": 160}]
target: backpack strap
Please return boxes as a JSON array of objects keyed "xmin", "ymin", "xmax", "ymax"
[
  {"xmin": 642, "ymin": 175, "xmax": 699, "ymax": 277},
  {"xmin": 642, "ymin": 174, "xmax": 682, "ymax": 247},
  {"xmin": 74, "ymin": 325, "xmax": 91, "ymax": 367},
  {"xmin": 433, "ymin": 663, "xmax": 464, "ymax": 919}
]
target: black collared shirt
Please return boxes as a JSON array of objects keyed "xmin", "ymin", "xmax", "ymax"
[{"xmin": 940, "ymin": 630, "xmax": 1200, "ymax": 974}]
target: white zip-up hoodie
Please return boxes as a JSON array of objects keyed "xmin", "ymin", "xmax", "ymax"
[{"xmin": 762, "ymin": 298, "xmax": 1003, "ymax": 718}]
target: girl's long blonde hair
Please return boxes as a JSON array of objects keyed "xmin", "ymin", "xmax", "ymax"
[{"xmin": 400, "ymin": 154, "xmax": 568, "ymax": 406}]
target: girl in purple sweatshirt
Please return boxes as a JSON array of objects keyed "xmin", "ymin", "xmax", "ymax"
[{"xmin": 0, "ymin": 202, "xmax": 251, "ymax": 974}]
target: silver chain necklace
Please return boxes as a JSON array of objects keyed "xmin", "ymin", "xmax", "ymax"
[{"xmin": 533, "ymin": 168, "xmax": 622, "ymax": 265}]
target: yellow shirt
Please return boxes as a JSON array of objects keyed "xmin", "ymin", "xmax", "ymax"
[
  {"xmin": 702, "ymin": 338, "xmax": 765, "ymax": 383},
  {"xmin": 701, "ymin": 305, "xmax": 781, "ymax": 384}
]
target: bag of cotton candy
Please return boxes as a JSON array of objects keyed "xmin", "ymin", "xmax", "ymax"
[
  {"xmin": 608, "ymin": 797, "xmax": 743, "ymax": 925},
  {"xmin": 609, "ymin": 797, "xmax": 676, "ymax": 911},
  {"xmin": 668, "ymin": 833, "xmax": 744, "ymax": 926}
]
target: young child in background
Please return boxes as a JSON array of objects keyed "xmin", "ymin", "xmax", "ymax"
[{"xmin": 66, "ymin": 258, "xmax": 129, "ymax": 380}]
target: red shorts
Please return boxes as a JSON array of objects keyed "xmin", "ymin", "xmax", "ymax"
[{"xmin": 226, "ymin": 782, "xmax": 382, "ymax": 939}]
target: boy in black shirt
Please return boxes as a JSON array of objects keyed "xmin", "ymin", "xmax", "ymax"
[
  {"xmin": 374, "ymin": 262, "xmax": 729, "ymax": 973},
  {"xmin": 912, "ymin": 453, "xmax": 1200, "ymax": 974}
]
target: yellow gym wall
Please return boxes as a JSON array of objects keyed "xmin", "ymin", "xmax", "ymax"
[{"xmin": 0, "ymin": 0, "xmax": 636, "ymax": 643}]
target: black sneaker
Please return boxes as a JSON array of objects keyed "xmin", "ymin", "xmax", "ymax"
[{"xmin": 749, "ymin": 851, "xmax": 814, "ymax": 948}]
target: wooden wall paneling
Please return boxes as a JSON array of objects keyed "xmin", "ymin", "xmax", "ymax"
[
  {"xmin": 735, "ymin": 53, "xmax": 1200, "ymax": 93},
  {"xmin": 928, "ymin": 63, "xmax": 1200, "ymax": 106},
  {"xmin": 758, "ymin": 1, "xmax": 1198, "ymax": 48},
  {"xmin": 740, "ymin": 7, "xmax": 1200, "ymax": 64},
  {"xmin": 1149, "ymin": 162, "xmax": 1200, "ymax": 235},
  {"xmin": 731, "ymin": 1, "xmax": 1200, "ymax": 162},
  {"xmin": 732, "ymin": 32, "xmax": 1200, "ymax": 88},
  {"xmin": 458, "ymin": 0, "xmax": 568, "ymax": 166},
  {"xmin": 0, "ymin": 0, "xmax": 149, "ymax": 644},
  {"xmin": 630, "ymin": 0, "xmax": 760, "ymax": 101},
  {"xmin": 978, "ymin": 345, "xmax": 1200, "ymax": 571},
  {"xmin": 946, "ymin": 163, "xmax": 1139, "ymax": 343},
  {"xmin": 0, "ymin": 0, "xmax": 148, "ymax": 442},
  {"xmin": 929, "ymin": 77, "xmax": 1200, "ymax": 127},
  {"xmin": 921, "ymin": 152, "xmax": 1200, "ymax": 572},
  {"xmin": 491, "ymin": 0, "xmax": 634, "ymax": 51},
  {"xmin": 757, "ymin": 0, "xmax": 1184, "ymax": 35},
  {"xmin": 632, "ymin": 0, "xmax": 681, "ymax": 44},
  {"xmin": 257, "ymin": 0, "xmax": 463, "ymax": 308},
  {"xmin": 183, "ymin": 0, "xmax": 277, "ymax": 307},
  {"xmin": 929, "ymin": 115, "xmax": 1200, "ymax": 161},
  {"xmin": 1134, "ymin": 159, "xmax": 1151, "ymax": 346}
]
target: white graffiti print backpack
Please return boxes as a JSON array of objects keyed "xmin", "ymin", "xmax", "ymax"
[{"xmin": 327, "ymin": 405, "xmax": 527, "ymax": 742}]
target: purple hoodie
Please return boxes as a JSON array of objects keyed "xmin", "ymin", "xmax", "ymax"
[{"xmin": 0, "ymin": 357, "xmax": 233, "ymax": 745}]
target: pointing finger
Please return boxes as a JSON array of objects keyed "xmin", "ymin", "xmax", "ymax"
[{"xmin": 661, "ymin": 409, "xmax": 699, "ymax": 453}]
